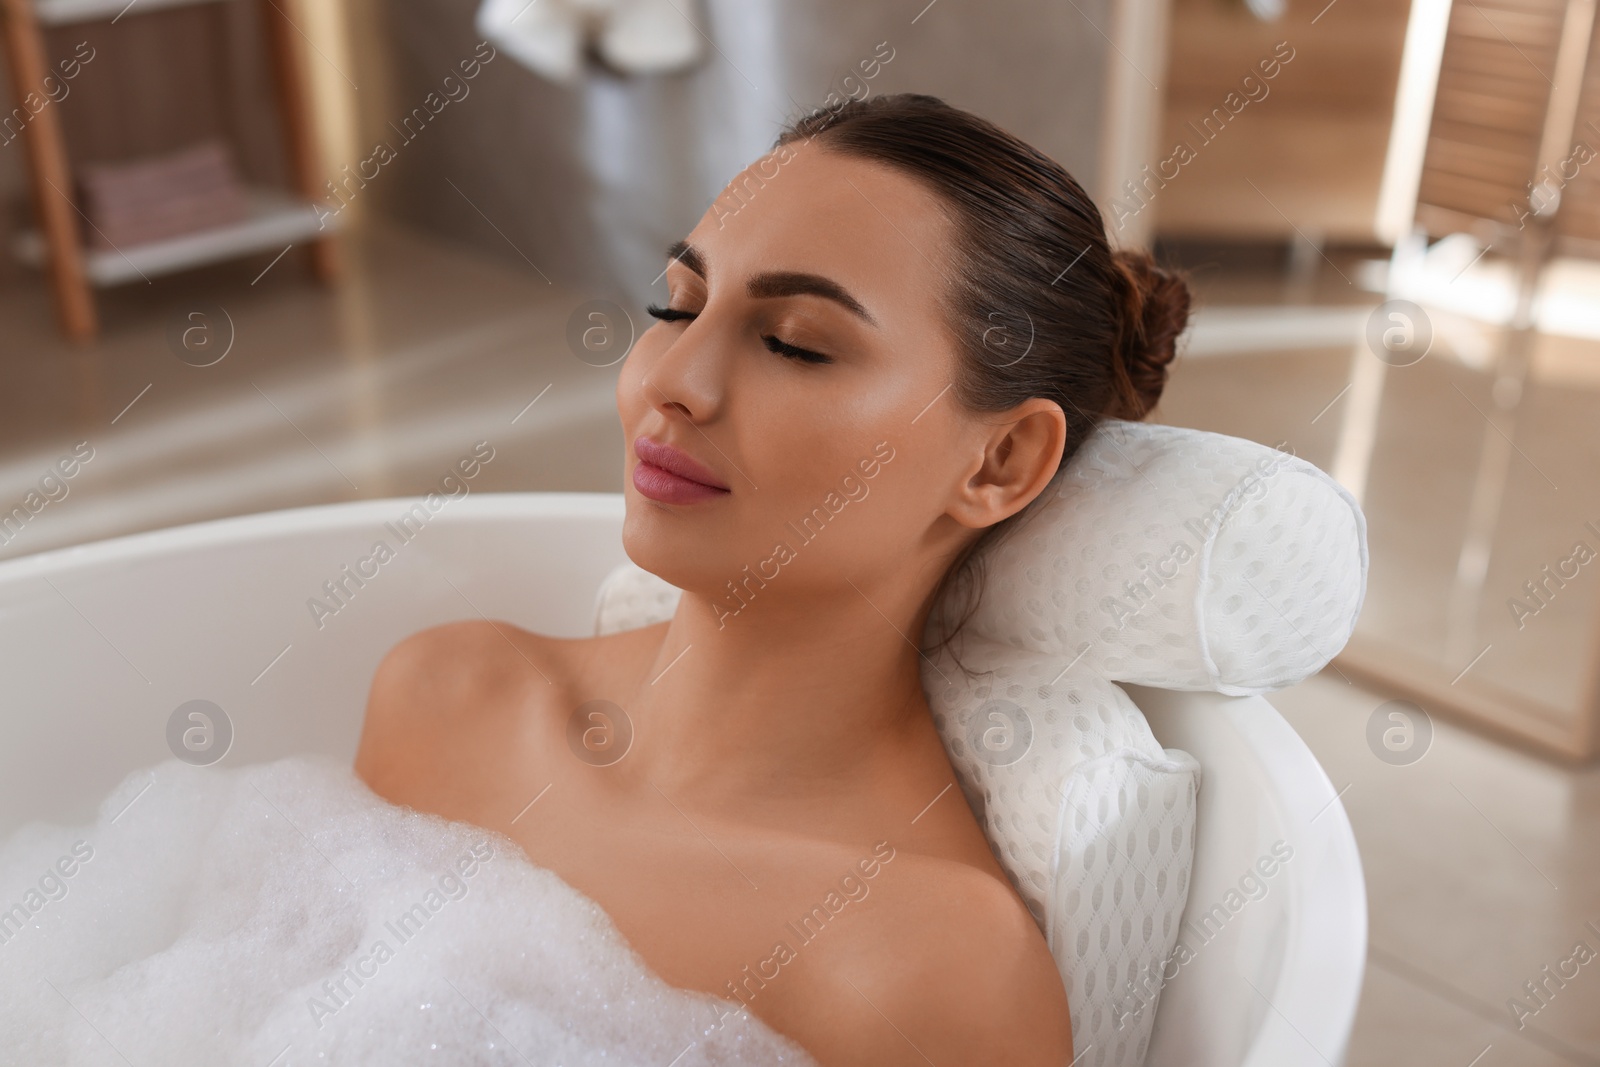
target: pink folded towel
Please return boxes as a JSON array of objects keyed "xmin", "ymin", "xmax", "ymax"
[{"xmin": 79, "ymin": 140, "xmax": 250, "ymax": 250}]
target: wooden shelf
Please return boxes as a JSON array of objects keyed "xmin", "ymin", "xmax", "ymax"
[
  {"xmin": 2, "ymin": 0, "xmax": 338, "ymax": 338},
  {"xmin": 34, "ymin": 0, "xmax": 230, "ymax": 28},
  {"xmin": 13, "ymin": 187, "xmax": 339, "ymax": 286}
]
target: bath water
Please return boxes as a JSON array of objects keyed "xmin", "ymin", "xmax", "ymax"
[{"xmin": 0, "ymin": 755, "xmax": 818, "ymax": 1065}]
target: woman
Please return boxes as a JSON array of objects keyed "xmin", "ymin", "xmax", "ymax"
[{"xmin": 355, "ymin": 93, "xmax": 1189, "ymax": 1066}]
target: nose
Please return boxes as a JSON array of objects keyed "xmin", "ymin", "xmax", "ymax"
[{"xmin": 639, "ymin": 314, "xmax": 727, "ymax": 425}]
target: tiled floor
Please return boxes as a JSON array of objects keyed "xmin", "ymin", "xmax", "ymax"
[
  {"xmin": 0, "ymin": 222, "xmax": 625, "ymax": 561},
  {"xmin": 1273, "ymin": 672, "xmax": 1600, "ymax": 1066},
  {"xmin": 1, "ymin": 221, "xmax": 1597, "ymax": 1064}
]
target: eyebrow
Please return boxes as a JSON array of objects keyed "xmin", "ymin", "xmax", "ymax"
[
  {"xmin": 665, "ymin": 240, "xmax": 707, "ymax": 279},
  {"xmin": 664, "ymin": 240, "xmax": 879, "ymax": 328}
]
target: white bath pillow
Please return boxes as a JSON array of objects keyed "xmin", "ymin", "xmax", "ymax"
[
  {"xmin": 922, "ymin": 636, "xmax": 1200, "ymax": 1067},
  {"xmin": 591, "ymin": 419, "xmax": 1366, "ymax": 1067},
  {"xmin": 955, "ymin": 418, "xmax": 1367, "ymax": 695}
]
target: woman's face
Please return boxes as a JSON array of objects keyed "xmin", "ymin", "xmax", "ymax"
[{"xmin": 615, "ymin": 145, "xmax": 999, "ymax": 617}]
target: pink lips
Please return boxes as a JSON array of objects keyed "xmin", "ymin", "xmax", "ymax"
[{"xmin": 632, "ymin": 436, "xmax": 731, "ymax": 504}]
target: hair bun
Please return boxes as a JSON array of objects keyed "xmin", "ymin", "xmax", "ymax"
[{"xmin": 1105, "ymin": 248, "xmax": 1191, "ymax": 420}]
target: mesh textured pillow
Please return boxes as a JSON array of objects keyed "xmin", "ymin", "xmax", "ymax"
[{"xmin": 591, "ymin": 419, "xmax": 1367, "ymax": 1067}]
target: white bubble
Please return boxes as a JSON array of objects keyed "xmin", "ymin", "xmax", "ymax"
[{"xmin": 0, "ymin": 756, "xmax": 816, "ymax": 1065}]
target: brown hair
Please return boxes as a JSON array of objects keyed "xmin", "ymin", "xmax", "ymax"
[{"xmin": 773, "ymin": 93, "xmax": 1192, "ymax": 656}]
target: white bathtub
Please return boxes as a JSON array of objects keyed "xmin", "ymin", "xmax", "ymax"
[{"xmin": 0, "ymin": 493, "xmax": 1364, "ymax": 1067}]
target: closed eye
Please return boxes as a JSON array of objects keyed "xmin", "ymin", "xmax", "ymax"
[
  {"xmin": 762, "ymin": 335, "xmax": 833, "ymax": 364},
  {"xmin": 645, "ymin": 303, "xmax": 696, "ymax": 323},
  {"xmin": 646, "ymin": 304, "xmax": 833, "ymax": 365}
]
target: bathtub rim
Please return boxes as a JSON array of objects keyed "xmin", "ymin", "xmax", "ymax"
[{"xmin": 0, "ymin": 491, "xmax": 629, "ymax": 583}]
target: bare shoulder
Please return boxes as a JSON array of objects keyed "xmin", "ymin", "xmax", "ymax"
[
  {"xmin": 352, "ymin": 619, "xmax": 569, "ymax": 800},
  {"xmin": 362, "ymin": 618, "xmax": 564, "ymax": 723},
  {"xmin": 805, "ymin": 851, "xmax": 1074, "ymax": 1067},
  {"xmin": 352, "ymin": 619, "xmax": 669, "ymax": 806}
]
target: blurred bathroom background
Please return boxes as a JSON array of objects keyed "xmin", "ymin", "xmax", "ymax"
[{"xmin": 1, "ymin": 0, "xmax": 1597, "ymax": 1062}]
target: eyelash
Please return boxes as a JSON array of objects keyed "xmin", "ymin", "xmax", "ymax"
[
  {"xmin": 644, "ymin": 303, "xmax": 695, "ymax": 323},
  {"xmin": 644, "ymin": 303, "xmax": 834, "ymax": 365}
]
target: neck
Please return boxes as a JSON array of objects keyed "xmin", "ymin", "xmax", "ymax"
[{"xmin": 616, "ymin": 564, "xmax": 947, "ymax": 813}]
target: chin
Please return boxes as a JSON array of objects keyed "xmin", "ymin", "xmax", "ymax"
[{"xmin": 619, "ymin": 491, "xmax": 724, "ymax": 596}]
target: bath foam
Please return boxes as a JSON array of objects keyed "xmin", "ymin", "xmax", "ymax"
[{"xmin": 0, "ymin": 755, "xmax": 818, "ymax": 1066}]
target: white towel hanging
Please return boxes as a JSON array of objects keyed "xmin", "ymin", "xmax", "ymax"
[{"xmin": 475, "ymin": 0, "xmax": 706, "ymax": 85}]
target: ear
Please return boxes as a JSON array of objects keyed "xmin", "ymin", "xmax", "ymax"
[{"xmin": 947, "ymin": 398, "xmax": 1067, "ymax": 530}]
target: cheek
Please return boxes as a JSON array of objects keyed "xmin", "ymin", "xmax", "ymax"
[
  {"xmin": 615, "ymin": 357, "xmax": 634, "ymax": 424},
  {"xmin": 615, "ymin": 333, "xmax": 664, "ymax": 428},
  {"xmin": 746, "ymin": 421, "xmax": 897, "ymax": 551}
]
